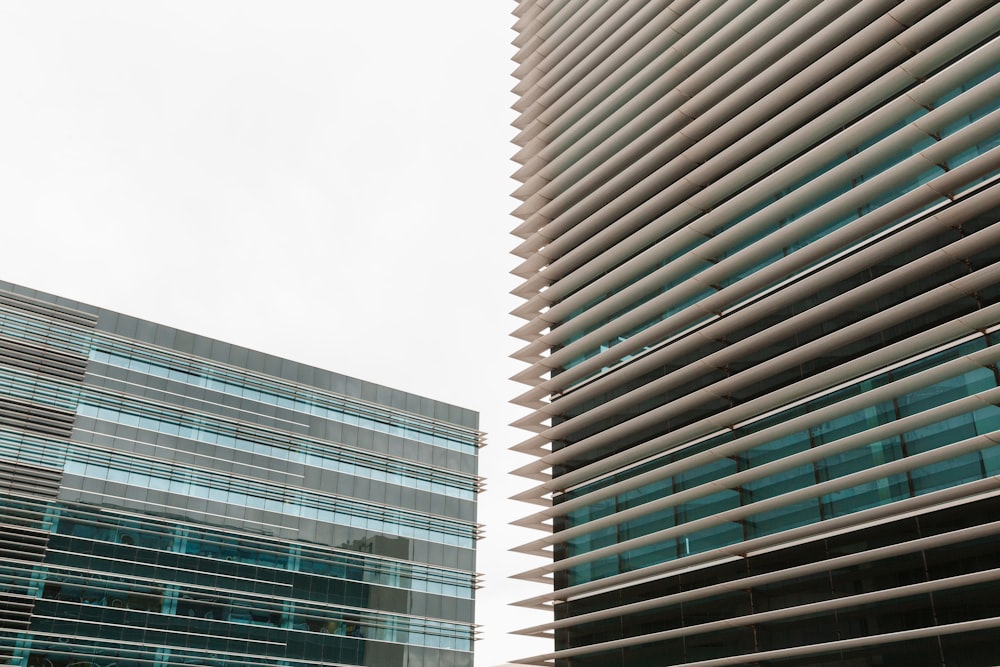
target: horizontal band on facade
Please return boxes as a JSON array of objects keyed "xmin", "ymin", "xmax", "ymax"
[
  {"xmin": 512, "ymin": 477, "xmax": 1000, "ymax": 607},
  {"xmin": 516, "ymin": 516, "xmax": 1000, "ymax": 635}
]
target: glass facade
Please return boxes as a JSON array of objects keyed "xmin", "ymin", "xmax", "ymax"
[
  {"xmin": 508, "ymin": 2, "xmax": 1000, "ymax": 666},
  {"xmin": 0, "ymin": 280, "xmax": 481, "ymax": 667}
]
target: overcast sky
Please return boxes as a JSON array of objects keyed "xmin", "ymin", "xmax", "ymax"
[{"xmin": 0, "ymin": 3, "xmax": 548, "ymax": 664}]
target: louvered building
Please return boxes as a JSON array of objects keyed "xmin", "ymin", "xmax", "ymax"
[
  {"xmin": 507, "ymin": 1, "xmax": 1000, "ymax": 665},
  {"xmin": 0, "ymin": 280, "xmax": 481, "ymax": 667}
]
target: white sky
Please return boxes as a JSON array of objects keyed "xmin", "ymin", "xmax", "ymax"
[{"xmin": 0, "ymin": 3, "xmax": 549, "ymax": 664}]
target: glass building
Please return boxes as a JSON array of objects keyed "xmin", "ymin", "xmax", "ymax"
[
  {"xmin": 0, "ymin": 280, "xmax": 481, "ymax": 667},
  {"xmin": 507, "ymin": 2, "xmax": 1000, "ymax": 665}
]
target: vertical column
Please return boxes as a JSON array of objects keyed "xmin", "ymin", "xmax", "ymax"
[{"xmin": 0, "ymin": 288, "xmax": 97, "ymax": 666}]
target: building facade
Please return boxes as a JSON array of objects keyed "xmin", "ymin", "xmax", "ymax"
[
  {"xmin": 0, "ymin": 280, "xmax": 481, "ymax": 667},
  {"xmin": 507, "ymin": 1, "xmax": 1000, "ymax": 665}
]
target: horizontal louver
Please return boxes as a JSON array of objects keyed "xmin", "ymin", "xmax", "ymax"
[{"xmin": 509, "ymin": 0, "xmax": 1000, "ymax": 664}]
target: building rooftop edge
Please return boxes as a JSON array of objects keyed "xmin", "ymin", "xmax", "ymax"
[{"xmin": 0, "ymin": 278, "xmax": 478, "ymax": 429}]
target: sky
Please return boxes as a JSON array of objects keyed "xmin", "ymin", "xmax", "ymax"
[{"xmin": 0, "ymin": 3, "xmax": 549, "ymax": 664}]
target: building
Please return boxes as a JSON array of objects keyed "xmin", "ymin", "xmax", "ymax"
[
  {"xmin": 507, "ymin": 1, "xmax": 1000, "ymax": 665},
  {"xmin": 0, "ymin": 280, "xmax": 482, "ymax": 667}
]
